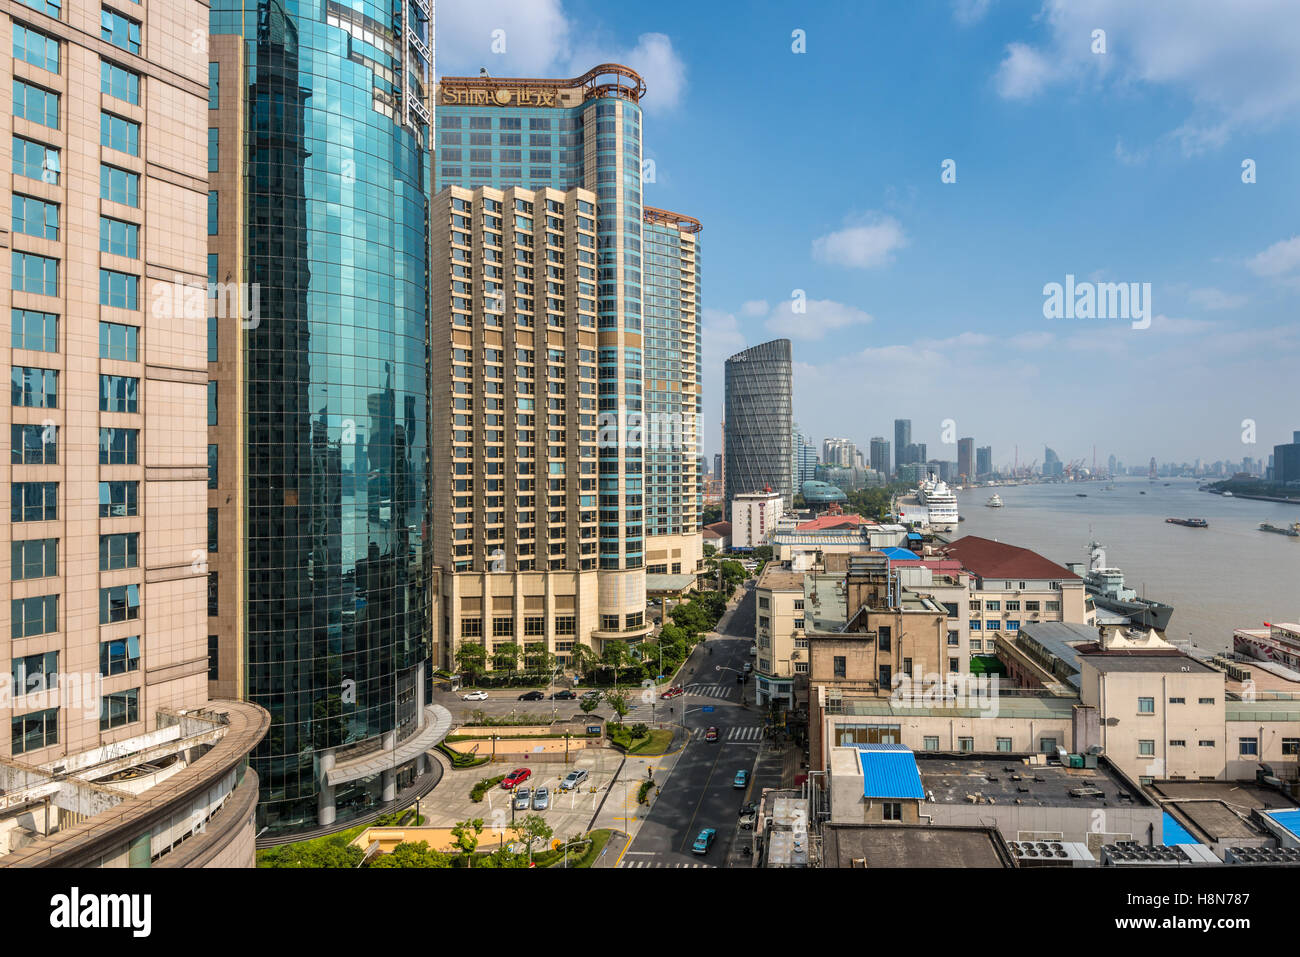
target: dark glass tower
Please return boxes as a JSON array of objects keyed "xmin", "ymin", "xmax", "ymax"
[
  {"xmin": 209, "ymin": 0, "xmax": 434, "ymax": 835},
  {"xmin": 724, "ymin": 339, "xmax": 793, "ymax": 516}
]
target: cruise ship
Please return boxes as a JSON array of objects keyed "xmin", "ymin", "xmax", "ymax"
[
  {"xmin": 917, "ymin": 476, "xmax": 959, "ymax": 531},
  {"xmin": 1067, "ymin": 540, "xmax": 1175, "ymax": 631}
]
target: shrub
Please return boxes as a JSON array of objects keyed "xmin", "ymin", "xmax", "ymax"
[{"xmin": 470, "ymin": 775, "xmax": 506, "ymax": 802}]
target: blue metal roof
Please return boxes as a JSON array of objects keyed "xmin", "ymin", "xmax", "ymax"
[
  {"xmin": 1265, "ymin": 808, "xmax": 1300, "ymax": 841},
  {"xmin": 878, "ymin": 546, "xmax": 917, "ymax": 561},
  {"xmin": 906, "ymin": 532, "xmax": 923, "ymax": 541},
  {"xmin": 1161, "ymin": 812, "xmax": 1199, "ymax": 846},
  {"xmin": 856, "ymin": 745, "xmax": 925, "ymax": 800}
]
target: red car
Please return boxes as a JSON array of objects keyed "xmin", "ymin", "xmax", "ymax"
[
  {"xmin": 660, "ymin": 686, "xmax": 684, "ymax": 699},
  {"xmin": 704, "ymin": 727, "xmax": 719, "ymax": 742},
  {"xmin": 501, "ymin": 768, "xmax": 531, "ymax": 789}
]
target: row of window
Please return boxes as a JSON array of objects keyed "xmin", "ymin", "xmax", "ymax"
[
  {"xmin": 12, "ymin": 690, "xmax": 140, "ymax": 754},
  {"xmin": 13, "ymin": 252, "xmax": 141, "ymax": 308},
  {"xmin": 10, "ymin": 583, "xmax": 140, "ymax": 638}
]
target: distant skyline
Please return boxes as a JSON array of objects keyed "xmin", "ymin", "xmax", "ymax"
[{"xmin": 437, "ymin": 0, "xmax": 1300, "ymax": 465}]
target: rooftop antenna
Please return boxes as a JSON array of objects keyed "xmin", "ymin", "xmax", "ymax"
[{"xmin": 479, "ymin": 67, "xmax": 490, "ymax": 78}]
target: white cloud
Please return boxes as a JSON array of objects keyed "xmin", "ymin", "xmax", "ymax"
[
  {"xmin": 992, "ymin": 1, "xmax": 1300, "ymax": 152},
  {"xmin": 1188, "ymin": 287, "xmax": 1247, "ymax": 310},
  {"xmin": 1247, "ymin": 236, "xmax": 1300, "ymax": 277},
  {"xmin": 764, "ymin": 299, "xmax": 874, "ymax": 342},
  {"xmin": 1008, "ymin": 330, "xmax": 1055, "ymax": 350},
  {"xmin": 1113, "ymin": 138, "xmax": 1149, "ymax": 166},
  {"xmin": 739, "ymin": 300, "xmax": 769, "ymax": 317},
  {"xmin": 952, "ymin": 0, "xmax": 995, "ymax": 25},
  {"xmin": 811, "ymin": 215, "xmax": 907, "ymax": 269},
  {"xmin": 435, "ymin": 4, "xmax": 687, "ymax": 114}
]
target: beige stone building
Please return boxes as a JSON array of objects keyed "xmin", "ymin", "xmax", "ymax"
[{"xmin": 754, "ymin": 564, "xmax": 806, "ymax": 706}]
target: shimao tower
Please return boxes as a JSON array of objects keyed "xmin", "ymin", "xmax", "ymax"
[
  {"xmin": 434, "ymin": 66, "xmax": 675, "ymax": 671},
  {"xmin": 207, "ymin": 0, "xmax": 439, "ymax": 836}
]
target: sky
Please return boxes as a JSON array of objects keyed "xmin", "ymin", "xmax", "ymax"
[{"xmin": 436, "ymin": 0, "xmax": 1300, "ymax": 471}]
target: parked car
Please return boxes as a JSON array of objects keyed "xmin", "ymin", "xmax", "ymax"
[
  {"xmin": 501, "ymin": 768, "xmax": 531, "ymax": 789},
  {"xmin": 733, "ymin": 769, "xmax": 749, "ymax": 789},
  {"xmin": 692, "ymin": 828, "xmax": 716, "ymax": 854},
  {"xmin": 748, "ymin": 646, "xmax": 757, "ymax": 657},
  {"xmin": 580, "ymin": 690, "xmax": 602, "ymax": 701},
  {"xmin": 551, "ymin": 690, "xmax": 577, "ymax": 700},
  {"xmin": 513, "ymin": 786, "xmax": 532, "ymax": 811},
  {"xmin": 532, "ymin": 786, "xmax": 550, "ymax": 811},
  {"xmin": 560, "ymin": 768, "xmax": 589, "ymax": 791},
  {"xmin": 518, "ymin": 690, "xmax": 544, "ymax": 701},
  {"xmin": 659, "ymin": 686, "xmax": 684, "ymax": 699},
  {"xmin": 704, "ymin": 727, "xmax": 719, "ymax": 742},
  {"xmin": 739, "ymin": 811, "xmax": 756, "ymax": 830},
  {"xmin": 462, "ymin": 690, "xmax": 489, "ymax": 701},
  {"xmin": 743, "ymin": 662, "xmax": 752, "ymax": 673}
]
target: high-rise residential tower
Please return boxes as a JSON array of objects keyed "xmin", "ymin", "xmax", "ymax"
[
  {"xmin": 894, "ymin": 418, "xmax": 911, "ymax": 473},
  {"xmin": 957, "ymin": 437, "xmax": 974, "ymax": 482},
  {"xmin": 1, "ymin": 0, "xmax": 267, "ymax": 864},
  {"xmin": 207, "ymin": 0, "xmax": 440, "ymax": 836},
  {"xmin": 869, "ymin": 437, "xmax": 890, "ymax": 476},
  {"xmin": 976, "ymin": 445, "xmax": 992, "ymax": 478},
  {"xmin": 434, "ymin": 65, "xmax": 657, "ymax": 661},
  {"xmin": 724, "ymin": 339, "xmax": 793, "ymax": 515}
]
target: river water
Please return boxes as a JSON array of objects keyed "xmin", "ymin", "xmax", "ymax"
[{"xmin": 950, "ymin": 477, "xmax": 1300, "ymax": 653}]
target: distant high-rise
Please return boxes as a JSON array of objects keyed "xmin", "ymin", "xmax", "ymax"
[
  {"xmin": 957, "ymin": 437, "xmax": 974, "ymax": 482},
  {"xmin": 976, "ymin": 446, "xmax": 993, "ymax": 478},
  {"xmin": 1108, "ymin": 454, "xmax": 1117, "ymax": 476},
  {"xmin": 869, "ymin": 437, "xmax": 891, "ymax": 476},
  {"xmin": 822, "ymin": 437, "xmax": 856, "ymax": 468},
  {"xmin": 725, "ymin": 339, "xmax": 794, "ymax": 514},
  {"xmin": 794, "ymin": 427, "xmax": 818, "ymax": 486},
  {"xmin": 1274, "ymin": 431, "xmax": 1300, "ymax": 485},
  {"xmin": 905, "ymin": 442, "xmax": 927, "ymax": 467},
  {"xmin": 1044, "ymin": 446, "xmax": 1064, "ymax": 477},
  {"xmin": 714, "ymin": 453, "xmax": 723, "ymax": 482},
  {"xmin": 894, "ymin": 419, "xmax": 912, "ymax": 472}
]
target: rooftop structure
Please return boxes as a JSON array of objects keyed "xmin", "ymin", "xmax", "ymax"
[
  {"xmin": 822, "ymin": 823, "xmax": 1015, "ymax": 868},
  {"xmin": 942, "ymin": 536, "xmax": 1080, "ymax": 583}
]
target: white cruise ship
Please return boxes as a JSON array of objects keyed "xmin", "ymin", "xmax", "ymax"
[{"xmin": 917, "ymin": 476, "xmax": 959, "ymax": 530}]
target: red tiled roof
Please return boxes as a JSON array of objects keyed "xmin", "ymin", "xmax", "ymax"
[
  {"xmin": 797, "ymin": 513, "xmax": 869, "ymax": 531},
  {"xmin": 941, "ymin": 536, "xmax": 1079, "ymax": 581},
  {"xmin": 704, "ymin": 521, "xmax": 732, "ymax": 537}
]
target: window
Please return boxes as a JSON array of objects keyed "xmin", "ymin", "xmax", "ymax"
[
  {"xmin": 99, "ymin": 269, "xmax": 138, "ymax": 309},
  {"xmin": 101, "ymin": 9, "xmax": 141, "ymax": 53},
  {"xmin": 208, "ymin": 572, "xmax": 218, "ymax": 617},
  {"xmin": 99, "ymin": 427, "xmax": 138, "ymax": 464},
  {"xmin": 208, "ymin": 635, "xmax": 219, "ymax": 681},
  {"xmin": 958, "ymin": 736, "xmax": 974, "ymax": 752},
  {"xmin": 985, "ymin": 600, "xmax": 1001, "ymax": 611},
  {"xmin": 100, "ymin": 111, "xmax": 139, "ymax": 155},
  {"xmin": 1039, "ymin": 737, "xmax": 1058, "ymax": 752},
  {"xmin": 1138, "ymin": 739, "xmax": 1155, "ymax": 756},
  {"xmin": 1138, "ymin": 697, "xmax": 1155, "ymax": 714},
  {"xmin": 12, "ymin": 366, "xmax": 57, "ymax": 408},
  {"xmin": 208, "ymin": 190, "xmax": 218, "ymax": 234},
  {"xmin": 12, "ymin": 538, "xmax": 57, "ymax": 580},
  {"xmin": 99, "ymin": 376, "xmax": 138, "ymax": 414},
  {"xmin": 101, "ymin": 61, "xmax": 140, "ymax": 103},
  {"xmin": 879, "ymin": 664, "xmax": 892, "ymax": 688},
  {"xmin": 1198, "ymin": 697, "xmax": 1215, "ymax": 705},
  {"xmin": 1198, "ymin": 739, "xmax": 1216, "ymax": 748},
  {"xmin": 554, "ymin": 616, "xmax": 576, "ymax": 635},
  {"xmin": 1169, "ymin": 739, "xmax": 1186, "ymax": 747},
  {"xmin": 11, "ymin": 309, "xmax": 57, "ymax": 352},
  {"xmin": 14, "ymin": 79, "xmax": 59, "ymax": 128},
  {"xmin": 12, "ymin": 194, "xmax": 58, "ymax": 239},
  {"xmin": 208, "ymin": 444, "xmax": 218, "ymax": 489},
  {"xmin": 1238, "ymin": 737, "xmax": 1259, "ymax": 756},
  {"xmin": 877, "ymin": 625, "xmax": 891, "ymax": 651},
  {"xmin": 99, "ymin": 480, "xmax": 137, "ymax": 517},
  {"xmin": 923, "ymin": 736, "xmax": 939, "ymax": 751},
  {"xmin": 99, "ymin": 320, "xmax": 139, "ymax": 360},
  {"xmin": 99, "ymin": 217, "xmax": 138, "ymax": 258},
  {"xmin": 12, "ymin": 424, "xmax": 56, "ymax": 464},
  {"xmin": 599, "ymin": 614, "xmax": 619, "ymax": 631},
  {"xmin": 793, "ymin": 618, "xmax": 805, "ymax": 630},
  {"xmin": 208, "ymin": 381, "xmax": 218, "ymax": 425},
  {"xmin": 13, "ymin": 651, "xmax": 58, "ymax": 696},
  {"xmin": 1168, "ymin": 696, "xmax": 1185, "ymax": 704},
  {"xmin": 1282, "ymin": 738, "xmax": 1299, "ymax": 756},
  {"xmin": 949, "ymin": 657, "xmax": 959, "ymax": 673},
  {"xmin": 101, "ymin": 164, "xmax": 138, "ymax": 206},
  {"xmin": 100, "ymin": 584, "xmax": 140, "ymax": 623},
  {"xmin": 12, "ymin": 708, "xmax": 57, "ymax": 755},
  {"xmin": 101, "ymin": 635, "xmax": 140, "ymax": 676},
  {"xmin": 208, "ymin": 508, "xmax": 218, "ymax": 553},
  {"xmin": 523, "ymin": 616, "xmax": 544, "ymax": 636},
  {"xmin": 100, "ymin": 688, "xmax": 139, "ymax": 730},
  {"xmin": 208, "ymin": 127, "xmax": 219, "ymax": 172},
  {"xmin": 758, "ymin": 596, "xmax": 769, "ymax": 609},
  {"xmin": 208, "ymin": 62, "xmax": 219, "ymax": 108},
  {"xmin": 882, "ymin": 802, "xmax": 902, "ymax": 821},
  {"xmin": 12, "ymin": 251, "xmax": 58, "ymax": 296},
  {"xmin": 833, "ymin": 656, "xmax": 846, "ymax": 679},
  {"xmin": 99, "ymin": 532, "xmax": 138, "ymax": 570},
  {"xmin": 460, "ymin": 618, "xmax": 482, "ymax": 638},
  {"xmin": 12, "ymin": 594, "xmax": 57, "ymax": 638},
  {"xmin": 947, "ymin": 631, "xmax": 959, "ymax": 646},
  {"xmin": 12, "ymin": 482, "xmax": 57, "ymax": 522},
  {"xmin": 14, "ymin": 26, "xmax": 59, "ymax": 72},
  {"xmin": 492, "ymin": 617, "xmax": 513, "ymax": 637},
  {"xmin": 996, "ymin": 737, "xmax": 1013, "ymax": 752},
  {"xmin": 14, "ymin": 135, "xmax": 59, "ymax": 183},
  {"xmin": 1004, "ymin": 619, "xmax": 1021, "ymax": 631},
  {"xmin": 1046, "ymin": 601, "xmax": 1060, "ymax": 612}
]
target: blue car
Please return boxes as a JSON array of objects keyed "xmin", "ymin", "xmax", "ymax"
[
  {"xmin": 692, "ymin": 828, "xmax": 716, "ymax": 854},
  {"xmin": 733, "ymin": 769, "xmax": 749, "ymax": 789}
]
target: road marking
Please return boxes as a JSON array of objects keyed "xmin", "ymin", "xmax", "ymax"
[{"xmin": 677, "ymin": 735, "xmax": 727, "ymax": 854}]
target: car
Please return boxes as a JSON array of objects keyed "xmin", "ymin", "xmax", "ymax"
[
  {"xmin": 738, "ymin": 802, "xmax": 756, "ymax": 817},
  {"xmin": 580, "ymin": 690, "xmax": 602, "ymax": 701},
  {"xmin": 560, "ymin": 768, "xmax": 589, "ymax": 791},
  {"xmin": 550, "ymin": 689, "xmax": 577, "ymax": 700},
  {"xmin": 659, "ymin": 686, "xmax": 684, "ymax": 699},
  {"xmin": 743, "ymin": 662, "xmax": 752, "ymax": 673},
  {"xmin": 692, "ymin": 828, "xmax": 716, "ymax": 854},
  {"xmin": 513, "ymin": 786, "xmax": 532, "ymax": 811},
  {"xmin": 704, "ymin": 726, "xmax": 719, "ymax": 742},
  {"xmin": 501, "ymin": 768, "xmax": 531, "ymax": 789},
  {"xmin": 749, "ymin": 646, "xmax": 757, "ymax": 657},
  {"xmin": 738, "ymin": 811, "xmax": 756, "ymax": 830},
  {"xmin": 462, "ymin": 690, "xmax": 489, "ymax": 701},
  {"xmin": 532, "ymin": 786, "xmax": 550, "ymax": 811},
  {"xmin": 518, "ymin": 690, "xmax": 545, "ymax": 701},
  {"xmin": 733, "ymin": 769, "xmax": 749, "ymax": 789}
]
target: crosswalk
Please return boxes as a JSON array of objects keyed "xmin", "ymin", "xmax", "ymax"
[
  {"xmin": 684, "ymin": 683, "xmax": 733, "ymax": 700},
  {"xmin": 620, "ymin": 859, "xmax": 716, "ymax": 868},
  {"xmin": 689, "ymin": 725, "xmax": 762, "ymax": 742}
]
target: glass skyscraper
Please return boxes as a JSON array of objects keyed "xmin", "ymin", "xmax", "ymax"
[
  {"xmin": 724, "ymin": 339, "xmax": 793, "ymax": 515},
  {"xmin": 208, "ymin": 0, "xmax": 437, "ymax": 835}
]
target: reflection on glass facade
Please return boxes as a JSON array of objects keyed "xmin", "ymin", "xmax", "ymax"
[
  {"xmin": 725, "ymin": 339, "xmax": 793, "ymax": 515},
  {"xmin": 212, "ymin": 0, "xmax": 431, "ymax": 834}
]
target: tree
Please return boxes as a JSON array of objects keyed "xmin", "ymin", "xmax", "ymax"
[
  {"xmin": 455, "ymin": 643, "xmax": 487, "ymax": 682},
  {"xmin": 512, "ymin": 813, "xmax": 554, "ymax": 866},
  {"xmin": 602, "ymin": 641, "xmax": 631, "ymax": 689},
  {"xmin": 703, "ymin": 543, "xmax": 717, "ymax": 558},
  {"xmin": 753, "ymin": 545, "xmax": 773, "ymax": 562},
  {"xmin": 260, "ymin": 835, "xmax": 362, "ymax": 868},
  {"xmin": 369, "ymin": 841, "xmax": 451, "ymax": 868},
  {"xmin": 579, "ymin": 694, "xmax": 601, "ymax": 716},
  {"xmin": 492, "ymin": 642, "xmax": 521, "ymax": 673},
  {"xmin": 720, "ymin": 560, "xmax": 747, "ymax": 589},
  {"xmin": 605, "ymin": 689, "xmax": 631, "ymax": 726},
  {"xmin": 450, "ymin": 818, "xmax": 484, "ymax": 869},
  {"xmin": 524, "ymin": 644, "xmax": 556, "ymax": 676},
  {"xmin": 569, "ymin": 642, "xmax": 597, "ymax": 679},
  {"xmin": 670, "ymin": 601, "xmax": 711, "ymax": 637}
]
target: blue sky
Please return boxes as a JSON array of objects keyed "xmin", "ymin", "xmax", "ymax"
[{"xmin": 437, "ymin": 0, "xmax": 1300, "ymax": 470}]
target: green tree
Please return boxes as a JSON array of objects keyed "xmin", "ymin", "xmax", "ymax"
[
  {"xmin": 670, "ymin": 601, "xmax": 711, "ymax": 637},
  {"xmin": 602, "ymin": 641, "xmax": 631, "ymax": 689},
  {"xmin": 579, "ymin": 692, "xmax": 602, "ymax": 716},
  {"xmin": 492, "ymin": 642, "xmax": 521, "ymax": 673},
  {"xmin": 703, "ymin": 543, "xmax": 717, "ymax": 558},
  {"xmin": 569, "ymin": 642, "xmax": 597, "ymax": 679},
  {"xmin": 260, "ymin": 836, "xmax": 363, "ymax": 869},
  {"xmin": 450, "ymin": 818, "xmax": 484, "ymax": 869},
  {"xmin": 605, "ymin": 689, "xmax": 631, "ymax": 726},
  {"xmin": 524, "ymin": 644, "xmax": 556, "ymax": 676},
  {"xmin": 512, "ymin": 813, "xmax": 554, "ymax": 866},
  {"xmin": 455, "ymin": 643, "xmax": 487, "ymax": 682},
  {"xmin": 753, "ymin": 545, "xmax": 773, "ymax": 562},
  {"xmin": 369, "ymin": 841, "xmax": 451, "ymax": 868}
]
